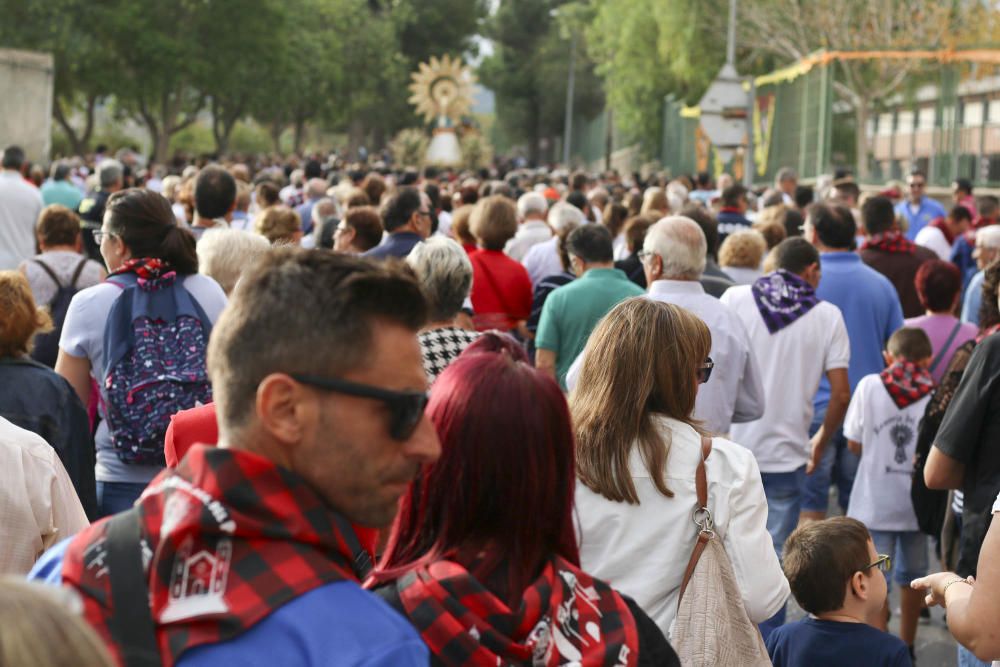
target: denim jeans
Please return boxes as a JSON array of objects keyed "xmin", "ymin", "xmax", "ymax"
[
  {"xmin": 802, "ymin": 410, "xmax": 857, "ymax": 513},
  {"xmin": 96, "ymin": 481, "xmax": 148, "ymax": 518},
  {"xmin": 958, "ymin": 644, "xmax": 991, "ymax": 667},
  {"xmin": 758, "ymin": 466, "xmax": 806, "ymax": 641}
]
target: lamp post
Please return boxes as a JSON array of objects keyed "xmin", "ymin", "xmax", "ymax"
[{"xmin": 563, "ymin": 28, "xmax": 577, "ymax": 167}]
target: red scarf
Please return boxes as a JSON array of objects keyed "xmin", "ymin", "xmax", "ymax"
[
  {"xmin": 397, "ymin": 558, "xmax": 639, "ymax": 666},
  {"xmin": 861, "ymin": 231, "xmax": 916, "ymax": 255},
  {"xmin": 880, "ymin": 360, "xmax": 935, "ymax": 409},
  {"xmin": 109, "ymin": 257, "xmax": 175, "ymax": 283},
  {"xmin": 928, "ymin": 217, "xmax": 956, "ymax": 245},
  {"xmin": 61, "ymin": 446, "xmax": 364, "ymax": 665}
]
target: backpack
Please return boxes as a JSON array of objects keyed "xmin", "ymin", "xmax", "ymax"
[
  {"xmin": 102, "ymin": 271, "xmax": 213, "ymax": 466},
  {"xmin": 672, "ymin": 436, "xmax": 772, "ymax": 667},
  {"xmin": 30, "ymin": 258, "xmax": 88, "ymax": 367}
]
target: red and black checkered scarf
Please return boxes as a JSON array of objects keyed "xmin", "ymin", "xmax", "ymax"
[
  {"xmin": 109, "ymin": 257, "xmax": 175, "ymax": 282},
  {"xmin": 861, "ymin": 231, "xmax": 916, "ymax": 255},
  {"xmin": 61, "ymin": 446, "xmax": 363, "ymax": 665},
  {"xmin": 880, "ymin": 360, "xmax": 935, "ymax": 409},
  {"xmin": 397, "ymin": 558, "xmax": 639, "ymax": 666}
]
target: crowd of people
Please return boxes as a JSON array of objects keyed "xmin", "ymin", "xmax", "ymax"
[{"xmin": 2, "ymin": 141, "xmax": 1000, "ymax": 666}]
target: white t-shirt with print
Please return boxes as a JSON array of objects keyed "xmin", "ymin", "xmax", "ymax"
[
  {"xmin": 845, "ymin": 373, "xmax": 932, "ymax": 532},
  {"xmin": 59, "ymin": 274, "xmax": 227, "ymax": 485},
  {"xmin": 723, "ymin": 285, "xmax": 850, "ymax": 473}
]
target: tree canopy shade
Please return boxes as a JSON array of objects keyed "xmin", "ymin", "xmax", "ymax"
[{"xmin": 0, "ymin": 0, "xmax": 486, "ymax": 160}]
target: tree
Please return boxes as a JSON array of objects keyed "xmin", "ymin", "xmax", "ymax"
[
  {"xmin": 586, "ymin": 0, "xmax": 727, "ymax": 154},
  {"xmin": 735, "ymin": 0, "xmax": 960, "ymax": 178},
  {"xmin": 0, "ymin": 0, "xmax": 118, "ymax": 155}
]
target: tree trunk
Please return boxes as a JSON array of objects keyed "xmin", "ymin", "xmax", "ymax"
[
  {"xmin": 269, "ymin": 122, "xmax": 284, "ymax": 154},
  {"xmin": 347, "ymin": 119, "xmax": 366, "ymax": 157},
  {"xmin": 53, "ymin": 95, "xmax": 96, "ymax": 156},
  {"xmin": 293, "ymin": 116, "xmax": 306, "ymax": 155},
  {"xmin": 154, "ymin": 131, "xmax": 172, "ymax": 164},
  {"xmin": 855, "ymin": 101, "xmax": 870, "ymax": 180}
]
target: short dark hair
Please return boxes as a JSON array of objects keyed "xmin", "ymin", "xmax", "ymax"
[
  {"xmin": 50, "ymin": 161, "xmax": 71, "ymax": 181},
  {"xmin": 1, "ymin": 145, "xmax": 25, "ymax": 170},
  {"xmin": 680, "ymin": 205, "xmax": 720, "ymax": 257},
  {"xmin": 808, "ymin": 203, "xmax": 856, "ymax": 249},
  {"xmin": 304, "ymin": 159, "xmax": 322, "ymax": 180},
  {"xmin": 695, "ymin": 171, "xmax": 712, "ymax": 188},
  {"xmin": 910, "ymin": 169, "xmax": 927, "ymax": 180},
  {"xmin": 721, "ymin": 184, "xmax": 748, "ymax": 208},
  {"xmin": 344, "ymin": 206, "xmax": 384, "ymax": 251},
  {"xmin": 794, "ymin": 185, "xmax": 814, "ymax": 210},
  {"xmin": 887, "ymin": 326, "xmax": 933, "ymax": 361},
  {"xmin": 208, "ymin": 250, "xmax": 427, "ymax": 429},
  {"xmin": 834, "ymin": 181, "xmax": 860, "ymax": 202},
  {"xmin": 36, "ymin": 205, "xmax": 81, "ymax": 247},
  {"xmin": 570, "ymin": 170, "xmax": 588, "ymax": 191},
  {"xmin": 774, "ymin": 237, "xmax": 819, "ymax": 275},
  {"xmin": 915, "ymin": 259, "xmax": 962, "ymax": 313},
  {"xmin": 566, "ymin": 190, "xmax": 588, "ymax": 212},
  {"xmin": 624, "ymin": 215, "xmax": 655, "ymax": 254},
  {"xmin": 194, "ymin": 165, "xmax": 237, "ymax": 219},
  {"xmin": 980, "ymin": 195, "xmax": 1000, "ymax": 220},
  {"xmin": 949, "ymin": 205, "xmax": 973, "ymax": 223},
  {"xmin": 954, "ymin": 177, "xmax": 973, "ymax": 195},
  {"xmin": 566, "ymin": 224, "xmax": 614, "ymax": 264},
  {"xmin": 381, "ymin": 187, "xmax": 422, "ymax": 233},
  {"xmin": 861, "ymin": 196, "xmax": 896, "ymax": 235},
  {"xmin": 782, "ymin": 517, "xmax": 874, "ymax": 615},
  {"xmin": 106, "ymin": 189, "xmax": 198, "ymax": 274},
  {"xmin": 784, "ymin": 209, "xmax": 804, "ymax": 238}
]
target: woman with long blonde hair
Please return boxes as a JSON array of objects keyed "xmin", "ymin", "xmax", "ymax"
[{"xmin": 571, "ymin": 297, "xmax": 788, "ymax": 639}]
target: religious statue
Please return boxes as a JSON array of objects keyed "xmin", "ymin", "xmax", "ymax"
[{"xmin": 408, "ymin": 54, "xmax": 475, "ymax": 166}]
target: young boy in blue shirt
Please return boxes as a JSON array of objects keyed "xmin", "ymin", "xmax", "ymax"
[{"xmin": 766, "ymin": 517, "xmax": 912, "ymax": 667}]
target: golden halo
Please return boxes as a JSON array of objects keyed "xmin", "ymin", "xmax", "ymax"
[{"xmin": 408, "ymin": 54, "xmax": 477, "ymax": 124}]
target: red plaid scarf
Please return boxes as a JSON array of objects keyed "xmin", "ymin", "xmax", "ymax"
[
  {"xmin": 109, "ymin": 257, "xmax": 174, "ymax": 282},
  {"xmin": 880, "ymin": 360, "xmax": 935, "ymax": 409},
  {"xmin": 397, "ymin": 558, "xmax": 639, "ymax": 666},
  {"xmin": 61, "ymin": 446, "xmax": 363, "ymax": 665},
  {"xmin": 861, "ymin": 231, "xmax": 916, "ymax": 255}
]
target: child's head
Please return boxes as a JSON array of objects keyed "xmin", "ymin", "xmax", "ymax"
[
  {"xmin": 884, "ymin": 327, "xmax": 933, "ymax": 367},
  {"xmin": 782, "ymin": 517, "xmax": 887, "ymax": 618}
]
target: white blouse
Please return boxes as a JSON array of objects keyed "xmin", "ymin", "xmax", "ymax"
[{"xmin": 575, "ymin": 415, "xmax": 789, "ymax": 639}]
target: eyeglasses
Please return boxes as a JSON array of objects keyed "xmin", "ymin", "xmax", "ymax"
[
  {"xmin": 637, "ymin": 250, "xmax": 653, "ymax": 263},
  {"xmin": 93, "ymin": 230, "xmax": 115, "ymax": 244},
  {"xmin": 909, "ymin": 182, "xmax": 926, "ymax": 189},
  {"xmin": 334, "ymin": 224, "xmax": 350, "ymax": 235},
  {"xmin": 698, "ymin": 357, "xmax": 714, "ymax": 384},
  {"xmin": 863, "ymin": 554, "xmax": 892, "ymax": 573},
  {"xmin": 290, "ymin": 373, "xmax": 428, "ymax": 441}
]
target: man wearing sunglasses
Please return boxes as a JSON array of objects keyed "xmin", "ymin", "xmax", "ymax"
[
  {"xmin": 895, "ymin": 169, "xmax": 946, "ymax": 241},
  {"xmin": 31, "ymin": 250, "xmax": 437, "ymax": 666}
]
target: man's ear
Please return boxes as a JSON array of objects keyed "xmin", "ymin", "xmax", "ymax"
[
  {"xmin": 850, "ymin": 570, "xmax": 870, "ymax": 602},
  {"xmin": 255, "ymin": 373, "xmax": 316, "ymax": 459}
]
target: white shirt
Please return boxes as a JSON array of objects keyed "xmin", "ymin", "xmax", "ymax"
[
  {"xmin": 721, "ymin": 266, "xmax": 762, "ymax": 286},
  {"xmin": 504, "ymin": 220, "xmax": 552, "ymax": 263},
  {"xmin": 0, "ymin": 417, "xmax": 89, "ymax": 575},
  {"xmin": 521, "ymin": 237, "xmax": 563, "ymax": 287},
  {"xmin": 0, "ymin": 171, "xmax": 44, "ymax": 270},
  {"xmin": 576, "ymin": 416, "xmax": 789, "ymax": 639},
  {"xmin": 647, "ymin": 280, "xmax": 766, "ymax": 434},
  {"xmin": 722, "ymin": 285, "xmax": 851, "ymax": 472},
  {"xmin": 60, "ymin": 274, "xmax": 228, "ymax": 485},
  {"xmin": 844, "ymin": 374, "xmax": 930, "ymax": 532},
  {"xmin": 914, "ymin": 225, "xmax": 952, "ymax": 261}
]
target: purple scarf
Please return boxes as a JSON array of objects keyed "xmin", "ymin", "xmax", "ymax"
[{"xmin": 751, "ymin": 269, "xmax": 821, "ymax": 334}]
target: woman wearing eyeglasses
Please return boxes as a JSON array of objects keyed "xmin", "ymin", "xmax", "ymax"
[
  {"xmin": 55, "ymin": 188, "xmax": 227, "ymax": 517},
  {"xmin": 369, "ymin": 333, "xmax": 679, "ymax": 666},
  {"xmin": 570, "ymin": 298, "xmax": 789, "ymax": 641}
]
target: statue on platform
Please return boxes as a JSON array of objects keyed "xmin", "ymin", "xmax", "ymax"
[{"xmin": 408, "ymin": 54, "xmax": 475, "ymax": 167}]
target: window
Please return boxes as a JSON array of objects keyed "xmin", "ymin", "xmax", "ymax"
[{"xmin": 963, "ymin": 101, "xmax": 985, "ymax": 127}]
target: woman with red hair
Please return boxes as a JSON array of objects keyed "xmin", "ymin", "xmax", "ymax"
[
  {"xmin": 905, "ymin": 260, "xmax": 977, "ymax": 383},
  {"xmin": 369, "ymin": 334, "xmax": 676, "ymax": 666}
]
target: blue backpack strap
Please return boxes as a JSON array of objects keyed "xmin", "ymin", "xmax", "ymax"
[{"xmin": 102, "ymin": 273, "xmax": 140, "ymax": 387}]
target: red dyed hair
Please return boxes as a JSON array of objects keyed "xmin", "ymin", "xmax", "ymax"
[
  {"xmin": 915, "ymin": 259, "xmax": 962, "ymax": 313},
  {"xmin": 374, "ymin": 333, "xmax": 580, "ymax": 606}
]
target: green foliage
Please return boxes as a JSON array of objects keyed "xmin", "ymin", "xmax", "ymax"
[
  {"xmin": 480, "ymin": 0, "xmax": 604, "ymax": 161},
  {"xmin": 390, "ymin": 128, "xmax": 429, "ymax": 168}
]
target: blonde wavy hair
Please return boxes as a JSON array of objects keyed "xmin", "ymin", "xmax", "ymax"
[
  {"xmin": 570, "ymin": 298, "xmax": 711, "ymax": 504},
  {"xmin": 719, "ymin": 229, "xmax": 768, "ymax": 269},
  {"xmin": 0, "ymin": 271, "xmax": 52, "ymax": 358}
]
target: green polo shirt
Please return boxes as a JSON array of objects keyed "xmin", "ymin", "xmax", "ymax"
[{"xmin": 535, "ymin": 267, "xmax": 645, "ymax": 387}]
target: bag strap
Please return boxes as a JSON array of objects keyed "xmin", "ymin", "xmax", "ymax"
[
  {"xmin": 929, "ymin": 321, "xmax": 964, "ymax": 375},
  {"xmin": 104, "ymin": 509, "xmax": 161, "ymax": 667},
  {"xmin": 69, "ymin": 257, "xmax": 88, "ymax": 289},
  {"xmin": 679, "ymin": 436, "xmax": 714, "ymax": 605},
  {"xmin": 31, "ymin": 259, "xmax": 64, "ymax": 291}
]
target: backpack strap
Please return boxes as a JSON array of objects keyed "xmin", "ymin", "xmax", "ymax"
[
  {"xmin": 679, "ymin": 436, "xmax": 714, "ymax": 605},
  {"xmin": 929, "ymin": 321, "xmax": 964, "ymax": 375},
  {"xmin": 31, "ymin": 259, "xmax": 64, "ymax": 291},
  {"xmin": 69, "ymin": 257, "xmax": 89, "ymax": 289},
  {"xmin": 104, "ymin": 509, "xmax": 161, "ymax": 667}
]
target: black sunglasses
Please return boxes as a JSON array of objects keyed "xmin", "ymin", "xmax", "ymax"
[
  {"xmin": 698, "ymin": 357, "xmax": 714, "ymax": 384},
  {"xmin": 290, "ymin": 374, "xmax": 428, "ymax": 441}
]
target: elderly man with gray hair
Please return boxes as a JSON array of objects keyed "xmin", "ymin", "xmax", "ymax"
[
  {"xmin": 521, "ymin": 201, "xmax": 586, "ymax": 286},
  {"xmin": 306, "ymin": 197, "xmax": 342, "ymax": 250},
  {"xmin": 77, "ymin": 158, "xmax": 124, "ymax": 261},
  {"xmin": 41, "ymin": 161, "xmax": 83, "ymax": 210},
  {"xmin": 642, "ymin": 215, "xmax": 765, "ymax": 434},
  {"xmin": 505, "ymin": 191, "xmax": 552, "ymax": 262},
  {"xmin": 297, "ymin": 178, "xmax": 329, "ymax": 237},
  {"xmin": 406, "ymin": 237, "xmax": 480, "ymax": 382}
]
